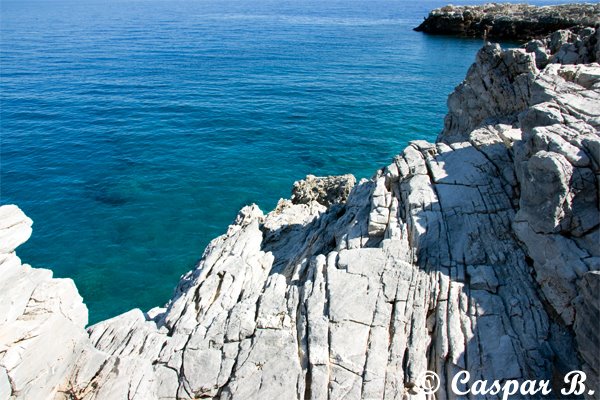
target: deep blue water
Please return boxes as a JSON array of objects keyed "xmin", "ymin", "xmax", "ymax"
[{"xmin": 1, "ymin": 0, "xmax": 566, "ymax": 324}]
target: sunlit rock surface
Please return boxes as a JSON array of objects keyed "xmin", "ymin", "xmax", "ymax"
[{"xmin": 1, "ymin": 27, "xmax": 599, "ymax": 399}]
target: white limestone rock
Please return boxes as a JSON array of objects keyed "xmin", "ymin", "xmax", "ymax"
[
  {"xmin": 0, "ymin": 205, "xmax": 32, "ymax": 255},
  {"xmin": 0, "ymin": 205, "xmax": 93, "ymax": 400},
  {"xmin": 2, "ymin": 28, "xmax": 599, "ymax": 400}
]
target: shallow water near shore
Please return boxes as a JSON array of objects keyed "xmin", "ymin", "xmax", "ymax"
[{"xmin": 1, "ymin": 0, "xmax": 566, "ymax": 324}]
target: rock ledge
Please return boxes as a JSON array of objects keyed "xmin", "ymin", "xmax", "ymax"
[{"xmin": 414, "ymin": 3, "xmax": 600, "ymax": 40}]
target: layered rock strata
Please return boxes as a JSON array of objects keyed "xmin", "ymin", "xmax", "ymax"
[
  {"xmin": 414, "ymin": 3, "xmax": 600, "ymax": 40},
  {"xmin": 1, "ymin": 28, "xmax": 599, "ymax": 399}
]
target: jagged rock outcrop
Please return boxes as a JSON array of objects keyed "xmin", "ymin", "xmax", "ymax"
[
  {"xmin": 291, "ymin": 174, "xmax": 356, "ymax": 207},
  {"xmin": 414, "ymin": 3, "xmax": 600, "ymax": 40},
  {"xmin": 1, "ymin": 28, "xmax": 599, "ymax": 400},
  {"xmin": 442, "ymin": 26, "xmax": 599, "ymax": 141},
  {"xmin": 0, "ymin": 206, "xmax": 90, "ymax": 399}
]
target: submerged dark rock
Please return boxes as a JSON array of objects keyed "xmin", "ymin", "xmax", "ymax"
[{"xmin": 414, "ymin": 3, "xmax": 600, "ymax": 40}]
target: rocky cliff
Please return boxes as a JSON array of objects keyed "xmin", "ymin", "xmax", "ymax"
[
  {"xmin": 1, "ymin": 27, "xmax": 599, "ymax": 400},
  {"xmin": 414, "ymin": 3, "xmax": 600, "ymax": 40}
]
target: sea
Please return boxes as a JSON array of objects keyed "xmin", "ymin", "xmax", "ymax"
[{"xmin": 0, "ymin": 0, "xmax": 568, "ymax": 324}]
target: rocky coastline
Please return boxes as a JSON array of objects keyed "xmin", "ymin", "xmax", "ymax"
[
  {"xmin": 1, "ymin": 22, "xmax": 600, "ymax": 400},
  {"xmin": 414, "ymin": 3, "xmax": 600, "ymax": 40}
]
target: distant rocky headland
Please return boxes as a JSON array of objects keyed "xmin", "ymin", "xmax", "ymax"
[
  {"xmin": 414, "ymin": 3, "xmax": 600, "ymax": 40},
  {"xmin": 2, "ymin": 9, "xmax": 600, "ymax": 400}
]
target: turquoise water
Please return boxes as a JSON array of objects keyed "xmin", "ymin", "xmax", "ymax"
[{"xmin": 1, "ymin": 0, "xmax": 564, "ymax": 324}]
